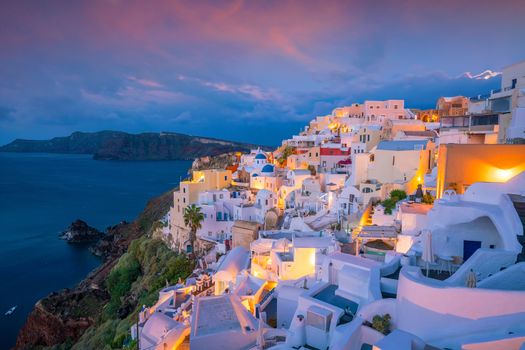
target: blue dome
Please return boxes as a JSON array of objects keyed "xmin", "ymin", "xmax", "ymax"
[
  {"xmin": 261, "ymin": 164, "xmax": 274, "ymax": 173},
  {"xmin": 255, "ymin": 153, "xmax": 267, "ymax": 160}
]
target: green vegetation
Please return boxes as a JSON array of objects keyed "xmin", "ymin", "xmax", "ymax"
[
  {"xmin": 183, "ymin": 204, "xmax": 205, "ymax": 257},
  {"xmin": 381, "ymin": 189, "xmax": 407, "ymax": 215},
  {"xmin": 371, "ymin": 313, "xmax": 391, "ymax": 335},
  {"xmin": 72, "ymin": 236, "xmax": 193, "ymax": 350},
  {"xmin": 277, "ymin": 146, "xmax": 295, "ymax": 166},
  {"xmin": 105, "ymin": 254, "xmax": 141, "ymax": 318},
  {"xmin": 422, "ymin": 193, "xmax": 435, "ymax": 204},
  {"xmin": 389, "ymin": 189, "xmax": 407, "ymax": 202}
]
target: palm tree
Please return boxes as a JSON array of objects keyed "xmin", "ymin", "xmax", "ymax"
[{"xmin": 183, "ymin": 204, "xmax": 204, "ymax": 258}]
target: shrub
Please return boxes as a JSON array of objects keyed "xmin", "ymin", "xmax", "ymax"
[
  {"xmin": 277, "ymin": 146, "xmax": 295, "ymax": 165},
  {"xmin": 105, "ymin": 254, "xmax": 141, "ymax": 317},
  {"xmin": 389, "ymin": 189, "xmax": 407, "ymax": 202},
  {"xmin": 371, "ymin": 313, "xmax": 391, "ymax": 335},
  {"xmin": 422, "ymin": 193, "xmax": 435, "ymax": 204},
  {"xmin": 381, "ymin": 189, "xmax": 407, "ymax": 215},
  {"xmin": 381, "ymin": 198, "xmax": 396, "ymax": 215}
]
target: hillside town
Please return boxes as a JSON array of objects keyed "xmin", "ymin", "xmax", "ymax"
[{"xmin": 133, "ymin": 60, "xmax": 525, "ymax": 349}]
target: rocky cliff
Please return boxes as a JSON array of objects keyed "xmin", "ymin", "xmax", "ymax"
[
  {"xmin": 0, "ymin": 131, "xmax": 268, "ymax": 160},
  {"xmin": 15, "ymin": 189, "xmax": 177, "ymax": 349},
  {"xmin": 59, "ymin": 219, "xmax": 103, "ymax": 243}
]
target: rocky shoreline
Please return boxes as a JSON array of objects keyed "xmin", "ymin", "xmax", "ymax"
[{"xmin": 15, "ymin": 189, "xmax": 175, "ymax": 349}]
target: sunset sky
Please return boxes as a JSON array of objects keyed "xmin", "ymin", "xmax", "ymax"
[{"xmin": 1, "ymin": 0, "xmax": 524, "ymax": 145}]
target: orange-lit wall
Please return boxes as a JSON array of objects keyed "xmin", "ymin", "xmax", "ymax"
[{"xmin": 436, "ymin": 144, "xmax": 525, "ymax": 198}]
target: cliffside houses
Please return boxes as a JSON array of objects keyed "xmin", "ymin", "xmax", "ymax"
[{"xmin": 139, "ymin": 63, "xmax": 525, "ymax": 349}]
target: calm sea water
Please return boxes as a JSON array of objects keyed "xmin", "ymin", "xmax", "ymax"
[{"xmin": 0, "ymin": 153, "xmax": 191, "ymax": 349}]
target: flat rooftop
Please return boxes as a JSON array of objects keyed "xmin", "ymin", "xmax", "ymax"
[
  {"xmin": 399, "ymin": 202, "xmax": 433, "ymax": 215},
  {"xmin": 193, "ymin": 296, "xmax": 241, "ymax": 337}
]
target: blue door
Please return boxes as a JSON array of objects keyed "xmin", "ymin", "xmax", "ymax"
[{"xmin": 463, "ymin": 240, "xmax": 481, "ymax": 261}]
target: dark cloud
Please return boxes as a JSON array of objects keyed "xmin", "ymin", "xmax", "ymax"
[{"xmin": 0, "ymin": 0, "xmax": 523, "ymax": 145}]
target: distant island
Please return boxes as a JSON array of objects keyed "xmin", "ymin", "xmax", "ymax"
[{"xmin": 0, "ymin": 131, "xmax": 270, "ymax": 160}]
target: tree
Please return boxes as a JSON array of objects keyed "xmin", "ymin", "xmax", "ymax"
[
  {"xmin": 381, "ymin": 189, "xmax": 407, "ymax": 215},
  {"xmin": 389, "ymin": 189, "xmax": 407, "ymax": 202},
  {"xmin": 183, "ymin": 204, "xmax": 204, "ymax": 258}
]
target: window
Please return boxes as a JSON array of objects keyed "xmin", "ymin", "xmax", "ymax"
[
  {"xmin": 363, "ymin": 187, "xmax": 373, "ymax": 193},
  {"xmin": 392, "ymin": 156, "xmax": 395, "ymax": 166},
  {"xmin": 512, "ymin": 78, "xmax": 517, "ymax": 89},
  {"xmin": 224, "ymin": 176, "xmax": 228, "ymax": 181},
  {"xmin": 367, "ymin": 134, "xmax": 370, "ymax": 142},
  {"xmin": 183, "ymin": 198, "xmax": 186, "ymax": 203},
  {"xmin": 394, "ymin": 105, "xmax": 398, "ymax": 109},
  {"xmin": 183, "ymin": 188, "xmax": 186, "ymax": 193}
]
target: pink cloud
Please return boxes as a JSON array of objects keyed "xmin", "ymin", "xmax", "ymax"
[{"xmin": 127, "ymin": 76, "xmax": 164, "ymax": 88}]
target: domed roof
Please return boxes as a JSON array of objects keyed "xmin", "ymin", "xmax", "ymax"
[
  {"xmin": 255, "ymin": 153, "xmax": 267, "ymax": 160},
  {"xmin": 261, "ymin": 164, "xmax": 274, "ymax": 173}
]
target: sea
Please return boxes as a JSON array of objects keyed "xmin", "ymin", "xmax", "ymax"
[{"xmin": 0, "ymin": 152, "xmax": 191, "ymax": 349}]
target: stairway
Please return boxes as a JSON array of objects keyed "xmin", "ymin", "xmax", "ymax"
[{"xmin": 510, "ymin": 194, "xmax": 525, "ymax": 262}]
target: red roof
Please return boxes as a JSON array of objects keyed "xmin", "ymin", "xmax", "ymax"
[{"xmin": 320, "ymin": 147, "xmax": 351, "ymax": 156}]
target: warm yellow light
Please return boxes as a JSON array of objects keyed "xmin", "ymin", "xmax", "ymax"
[
  {"xmin": 309, "ymin": 251, "xmax": 316, "ymax": 266},
  {"xmin": 495, "ymin": 168, "xmax": 513, "ymax": 181}
]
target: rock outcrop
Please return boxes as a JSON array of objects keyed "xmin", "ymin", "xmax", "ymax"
[
  {"xmin": 15, "ymin": 188, "xmax": 175, "ymax": 349},
  {"xmin": 15, "ymin": 288, "xmax": 109, "ymax": 349},
  {"xmin": 59, "ymin": 219, "xmax": 103, "ymax": 243}
]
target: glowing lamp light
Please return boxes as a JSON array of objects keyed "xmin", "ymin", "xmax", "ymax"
[{"xmin": 495, "ymin": 169, "xmax": 513, "ymax": 181}]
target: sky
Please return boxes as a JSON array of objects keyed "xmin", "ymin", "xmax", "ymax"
[{"xmin": 1, "ymin": 0, "xmax": 524, "ymax": 146}]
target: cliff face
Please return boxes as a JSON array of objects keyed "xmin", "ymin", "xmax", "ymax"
[
  {"xmin": 0, "ymin": 131, "xmax": 268, "ymax": 160},
  {"xmin": 15, "ymin": 289, "xmax": 109, "ymax": 349},
  {"xmin": 15, "ymin": 189, "xmax": 175, "ymax": 349}
]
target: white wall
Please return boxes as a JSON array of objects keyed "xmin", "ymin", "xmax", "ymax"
[{"xmin": 395, "ymin": 267, "xmax": 525, "ymax": 343}]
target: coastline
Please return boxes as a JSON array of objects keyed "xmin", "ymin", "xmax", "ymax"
[
  {"xmin": 14, "ymin": 188, "xmax": 176, "ymax": 349},
  {"xmin": 0, "ymin": 153, "xmax": 192, "ymax": 349}
]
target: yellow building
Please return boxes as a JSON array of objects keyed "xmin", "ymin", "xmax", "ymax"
[
  {"xmin": 170, "ymin": 169, "xmax": 232, "ymax": 252},
  {"xmin": 286, "ymin": 153, "xmax": 309, "ymax": 170},
  {"xmin": 367, "ymin": 140, "xmax": 435, "ymax": 195},
  {"xmin": 382, "ymin": 119, "xmax": 426, "ymax": 140},
  {"xmin": 436, "ymin": 144, "xmax": 525, "ymax": 198}
]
